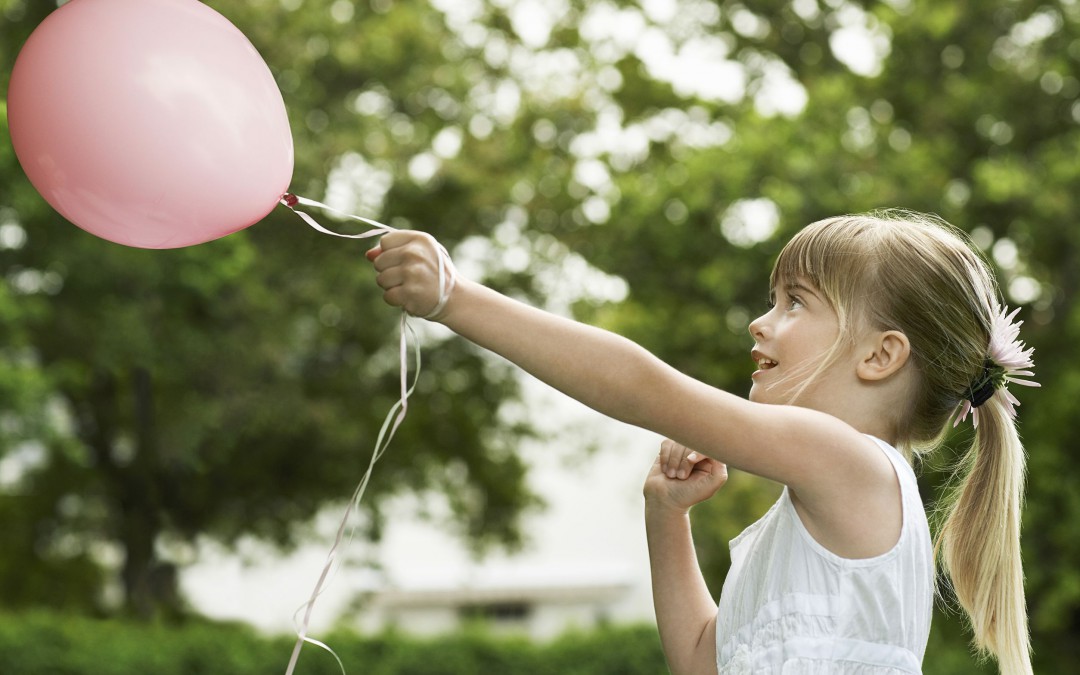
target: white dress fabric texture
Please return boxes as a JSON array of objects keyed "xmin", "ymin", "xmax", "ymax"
[{"xmin": 715, "ymin": 437, "xmax": 933, "ymax": 674}]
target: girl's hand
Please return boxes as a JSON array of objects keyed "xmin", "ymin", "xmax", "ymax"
[
  {"xmin": 366, "ymin": 230, "xmax": 456, "ymax": 320},
  {"xmin": 643, "ymin": 439, "xmax": 728, "ymax": 514}
]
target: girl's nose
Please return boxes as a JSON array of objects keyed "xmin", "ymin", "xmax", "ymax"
[{"xmin": 748, "ymin": 312, "xmax": 768, "ymax": 340}]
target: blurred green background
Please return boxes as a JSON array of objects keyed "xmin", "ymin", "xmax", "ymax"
[{"xmin": 1, "ymin": 0, "xmax": 1077, "ymax": 672}]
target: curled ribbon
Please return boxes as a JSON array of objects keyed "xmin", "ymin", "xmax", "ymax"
[{"xmin": 277, "ymin": 193, "xmax": 454, "ymax": 675}]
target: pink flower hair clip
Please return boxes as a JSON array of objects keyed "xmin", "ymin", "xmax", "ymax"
[
  {"xmin": 959, "ymin": 304, "xmax": 1041, "ymax": 425},
  {"xmin": 955, "ymin": 304, "xmax": 1041, "ymax": 428}
]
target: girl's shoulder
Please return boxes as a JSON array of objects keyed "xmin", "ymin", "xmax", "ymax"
[{"xmin": 786, "ymin": 430, "xmax": 906, "ymax": 560}]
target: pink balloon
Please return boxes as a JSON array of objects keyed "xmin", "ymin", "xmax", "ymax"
[{"xmin": 7, "ymin": 0, "xmax": 294, "ymax": 249}]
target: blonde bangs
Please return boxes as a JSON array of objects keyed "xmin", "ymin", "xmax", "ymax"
[{"xmin": 771, "ymin": 215, "xmax": 884, "ymax": 319}]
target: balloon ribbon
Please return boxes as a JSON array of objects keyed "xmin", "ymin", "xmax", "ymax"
[{"xmin": 277, "ymin": 193, "xmax": 455, "ymax": 675}]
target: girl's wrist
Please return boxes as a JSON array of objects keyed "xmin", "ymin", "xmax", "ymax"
[
  {"xmin": 644, "ymin": 499, "xmax": 692, "ymax": 521},
  {"xmin": 431, "ymin": 275, "xmax": 474, "ymax": 326}
]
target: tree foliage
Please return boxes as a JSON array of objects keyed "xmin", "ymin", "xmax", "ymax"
[{"xmin": 0, "ymin": 0, "xmax": 542, "ymax": 618}]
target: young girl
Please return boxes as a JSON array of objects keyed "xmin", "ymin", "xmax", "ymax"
[{"xmin": 365, "ymin": 210, "xmax": 1036, "ymax": 674}]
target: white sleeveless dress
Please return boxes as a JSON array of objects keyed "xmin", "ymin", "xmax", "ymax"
[{"xmin": 715, "ymin": 436, "xmax": 933, "ymax": 674}]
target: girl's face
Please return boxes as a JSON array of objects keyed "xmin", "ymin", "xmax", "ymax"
[{"xmin": 747, "ymin": 278, "xmax": 846, "ymax": 407}]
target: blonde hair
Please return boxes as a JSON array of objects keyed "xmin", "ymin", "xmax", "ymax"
[{"xmin": 771, "ymin": 210, "xmax": 1031, "ymax": 673}]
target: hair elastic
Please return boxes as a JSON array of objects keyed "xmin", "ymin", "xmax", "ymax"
[{"xmin": 966, "ymin": 359, "xmax": 999, "ymax": 409}]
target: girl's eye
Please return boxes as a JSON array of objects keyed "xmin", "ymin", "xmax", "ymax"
[{"xmin": 767, "ymin": 290, "xmax": 806, "ymax": 310}]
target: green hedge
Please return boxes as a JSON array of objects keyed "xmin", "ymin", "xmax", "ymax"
[
  {"xmin": 0, "ymin": 609, "xmax": 1005, "ymax": 674},
  {"xmin": 0, "ymin": 612, "xmax": 668, "ymax": 675}
]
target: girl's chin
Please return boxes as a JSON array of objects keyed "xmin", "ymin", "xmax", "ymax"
[{"xmin": 748, "ymin": 383, "xmax": 789, "ymax": 405}]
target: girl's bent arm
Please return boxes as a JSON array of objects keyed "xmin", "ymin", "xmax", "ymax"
[
  {"xmin": 644, "ymin": 447, "xmax": 725, "ymax": 675},
  {"xmin": 646, "ymin": 504, "xmax": 719, "ymax": 675}
]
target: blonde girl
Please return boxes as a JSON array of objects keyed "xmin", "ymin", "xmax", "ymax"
[{"xmin": 366, "ymin": 210, "xmax": 1036, "ymax": 674}]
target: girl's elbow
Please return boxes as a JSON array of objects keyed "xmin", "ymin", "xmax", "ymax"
[
  {"xmin": 666, "ymin": 624, "xmax": 718, "ymax": 675},
  {"xmin": 667, "ymin": 656, "xmax": 718, "ymax": 675}
]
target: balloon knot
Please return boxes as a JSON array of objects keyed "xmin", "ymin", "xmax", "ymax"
[{"xmin": 282, "ymin": 193, "xmax": 299, "ymax": 208}]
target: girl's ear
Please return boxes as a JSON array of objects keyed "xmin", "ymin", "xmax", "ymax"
[{"xmin": 856, "ymin": 330, "xmax": 911, "ymax": 382}]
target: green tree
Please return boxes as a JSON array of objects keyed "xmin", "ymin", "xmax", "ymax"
[{"xmin": 0, "ymin": 0, "xmax": 543, "ymax": 618}]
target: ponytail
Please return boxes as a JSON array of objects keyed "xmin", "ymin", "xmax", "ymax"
[{"xmin": 937, "ymin": 395, "xmax": 1031, "ymax": 674}]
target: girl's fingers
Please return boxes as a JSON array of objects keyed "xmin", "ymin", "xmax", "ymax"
[
  {"xmin": 709, "ymin": 461, "xmax": 730, "ymax": 487},
  {"xmin": 375, "ymin": 267, "xmax": 405, "ymax": 292},
  {"xmin": 676, "ymin": 451, "xmax": 706, "ymax": 479},
  {"xmin": 659, "ymin": 439, "xmax": 680, "ymax": 477},
  {"xmin": 370, "ymin": 245, "xmax": 405, "ymax": 273},
  {"xmin": 377, "ymin": 230, "xmax": 415, "ymax": 252},
  {"xmin": 382, "ymin": 286, "xmax": 407, "ymax": 309},
  {"xmin": 368, "ymin": 232, "xmax": 434, "ymax": 271},
  {"xmin": 659, "ymin": 439, "xmax": 707, "ymax": 479}
]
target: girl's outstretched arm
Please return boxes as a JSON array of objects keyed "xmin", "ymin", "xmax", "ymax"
[
  {"xmin": 368, "ymin": 230, "xmax": 686, "ymax": 434},
  {"xmin": 644, "ymin": 440, "xmax": 725, "ymax": 675},
  {"xmin": 367, "ymin": 231, "xmax": 891, "ymax": 507}
]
